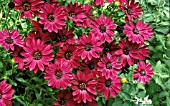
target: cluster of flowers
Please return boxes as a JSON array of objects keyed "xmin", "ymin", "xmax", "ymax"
[{"xmin": 0, "ymin": 0, "xmax": 154, "ymax": 105}]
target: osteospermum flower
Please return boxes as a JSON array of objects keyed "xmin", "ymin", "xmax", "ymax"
[
  {"xmin": 98, "ymin": 53, "xmax": 122, "ymax": 79},
  {"xmin": 39, "ymin": 3, "xmax": 66, "ymax": 33},
  {"xmin": 102, "ymin": 41, "xmax": 119, "ymax": 55},
  {"xmin": 27, "ymin": 31, "xmax": 50, "ymax": 44},
  {"xmin": 54, "ymin": 90, "xmax": 76, "ymax": 106},
  {"xmin": 115, "ymin": 38, "xmax": 138, "ymax": 67},
  {"xmin": 123, "ymin": 20, "xmax": 154, "ymax": 44},
  {"xmin": 0, "ymin": 28, "xmax": 23, "ymax": 51},
  {"xmin": 57, "ymin": 44, "xmax": 80, "ymax": 68},
  {"xmin": 21, "ymin": 39, "xmax": 54, "ymax": 73},
  {"xmin": 71, "ymin": 71, "xmax": 98, "ymax": 103},
  {"xmin": 90, "ymin": 14, "xmax": 116, "ymax": 42},
  {"xmin": 133, "ymin": 62, "xmax": 154, "ymax": 84},
  {"xmin": 53, "ymin": 27, "xmax": 76, "ymax": 47},
  {"xmin": 76, "ymin": 34, "xmax": 103, "ymax": 60},
  {"xmin": 97, "ymin": 73, "xmax": 122, "ymax": 99},
  {"xmin": 44, "ymin": 60, "xmax": 72, "ymax": 89},
  {"xmin": 14, "ymin": 0, "xmax": 43, "ymax": 19},
  {"xmin": 0, "ymin": 80, "xmax": 15, "ymax": 106},
  {"xmin": 118, "ymin": 0, "xmax": 142, "ymax": 21},
  {"xmin": 66, "ymin": 2, "xmax": 86, "ymax": 26}
]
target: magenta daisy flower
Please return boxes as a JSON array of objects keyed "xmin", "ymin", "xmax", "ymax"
[
  {"xmin": 102, "ymin": 40, "xmax": 119, "ymax": 55},
  {"xmin": 118, "ymin": 0, "xmax": 142, "ymax": 21},
  {"xmin": 57, "ymin": 44, "xmax": 80, "ymax": 68},
  {"xmin": 97, "ymin": 73, "xmax": 122, "ymax": 99},
  {"xmin": 76, "ymin": 34, "xmax": 103, "ymax": 60},
  {"xmin": 133, "ymin": 61, "xmax": 154, "ymax": 84},
  {"xmin": 80, "ymin": 58, "xmax": 99, "ymax": 78},
  {"xmin": 66, "ymin": 2, "xmax": 86, "ymax": 26},
  {"xmin": 0, "ymin": 28, "xmax": 23, "ymax": 51},
  {"xmin": 44, "ymin": 60, "xmax": 73, "ymax": 89},
  {"xmin": 53, "ymin": 27, "xmax": 76, "ymax": 47},
  {"xmin": 14, "ymin": 0, "xmax": 43, "ymax": 19},
  {"xmin": 27, "ymin": 31, "xmax": 50, "ymax": 44},
  {"xmin": 115, "ymin": 38, "xmax": 138, "ymax": 67},
  {"xmin": 71, "ymin": 71, "xmax": 97, "ymax": 103},
  {"xmin": 0, "ymin": 80, "xmax": 15, "ymax": 106},
  {"xmin": 32, "ymin": 20, "xmax": 48, "ymax": 34},
  {"xmin": 21, "ymin": 39, "xmax": 54, "ymax": 73},
  {"xmin": 90, "ymin": 14, "xmax": 116, "ymax": 42},
  {"xmin": 54, "ymin": 90, "xmax": 77, "ymax": 106},
  {"xmin": 97, "ymin": 53, "xmax": 122, "ymax": 79},
  {"xmin": 39, "ymin": 3, "xmax": 66, "ymax": 33},
  {"xmin": 123, "ymin": 20, "xmax": 154, "ymax": 44}
]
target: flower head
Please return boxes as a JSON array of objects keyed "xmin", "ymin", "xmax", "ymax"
[
  {"xmin": 90, "ymin": 14, "xmax": 116, "ymax": 42},
  {"xmin": 115, "ymin": 39, "xmax": 137, "ymax": 67},
  {"xmin": 21, "ymin": 39, "xmax": 54, "ymax": 73},
  {"xmin": 66, "ymin": 2, "xmax": 86, "ymax": 26},
  {"xmin": 97, "ymin": 73, "xmax": 122, "ymax": 99},
  {"xmin": 97, "ymin": 53, "xmax": 122, "ymax": 79},
  {"xmin": 57, "ymin": 44, "xmax": 80, "ymax": 68},
  {"xmin": 118, "ymin": 0, "xmax": 142, "ymax": 21},
  {"xmin": 54, "ymin": 90, "xmax": 76, "ymax": 106},
  {"xmin": 123, "ymin": 20, "xmax": 154, "ymax": 44},
  {"xmin": 0, "ymin": 28, "xmax": 23, "ymax": 51},
  {"xmin": 39, "ymin": 3, "xmax": 66, "ymax": 33},
  {"xmin": 71, "ymin": 71, "xmax": 97, "ymax": 103},
  {"xmin": 133, "ymin": 61, "xmax": 154, "ymax": 84},
  {"xmin": 76, "ymin": 34, "xmax": 103, "ymax": 60},
  {"xmin": 0, "ymin": 80, "xmax": 15, "ymax": 106},
  {"xmin": 44, "ymin": 60, "xmax": 73, "ymax": 89},
  {"xmin": 53, "ymin": 27, "xmax": 76, "ymax": 47},
  {"xmin": 14, "ymin": 0, "xmax": 43, "ymax": 18}
]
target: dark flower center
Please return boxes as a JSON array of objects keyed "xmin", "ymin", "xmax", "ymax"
[
  {"xmin": 127, "ymin": 9, "xmax": 132, "ymax": 15},
  {"xmin": 133, "ymin": 28, "xmax": 139, "ymax": 34},
  {"xmin": 124, "ymin": 48, "xmax": 130, "ymax": 55},
  {"xmin": 45, "ymin": 0, "xmax": 52, "ymax": 2},
  {"xmin": 0, "ymin": 93, "xmax": 2, "ymax": 99},
  {"xmin": 23, "ymin": 3, "xmax": 30, "ymax": 11},
  {"xmin": 5, "ymin": 37, "xmax": 13, "ymax": 44},
  {"xmin": 140, "ymin": 69, "xmax": 146, "ymax": 76},
  {"xmin": 104, "ymin": 47, "xmax": 110, "ymax": 54},
  {"xmin": 106, "ymin": 62, "xmax": 112, "ymax": 69},
  {"xmin": 60, "ymin": 36, "xmax": 67, "ymax": 42},
  {"xmin": 105, "ymin": 80, "xmax": 112, "ymax": 87},
  {"xmin": 70, "ymin": 13, "xmax": 75, "ymax": 18},
  {"xmin": 85, "ymin": 44, "xmax": 92, "ymax": 51},
  {"xmin": 59, "ymin": 98, "xmax": 66, "ymax": 105},
  {"xmin": 64, "ymin": 52, "xmax": 72, "ymax": 60},
  {"xmin": 79, "ymin": 83, "xmax": 86, "ymax": 90},
  {"xmin": 81, "ymin": 102, "xmax": 89, "ymax": 106},
  {"xmin": 56, "ymin": 71, "xmax": 62, "ymax": 79},
  {"xmin": 40, "ymin": 25, "xmax": 48, "ymax": 33},
  {"xmin": 8, "ymin": 2, "xmax": 15, "ymax": 9},
  {"xmin": 88, "ymin": 62, "xmax": 95, "ymax": 70},
  {"xmin": 33, "ymin": 52, "xmax": 42, "ymax": 60},
  {"xmin": 48, "ymin": 14, "xmax": 55, "ymax": 22},
  {"xmin": 100, "ymin": 25, "xmax": 106, "ymax": 33}
]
